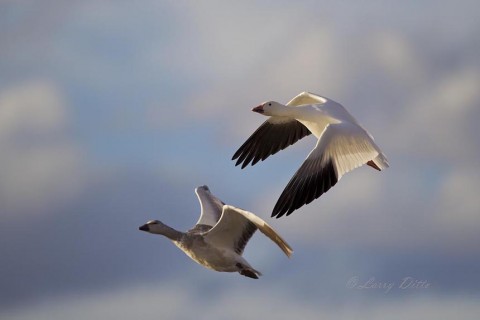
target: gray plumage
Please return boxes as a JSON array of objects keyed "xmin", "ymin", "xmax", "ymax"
[{"xmin": 139, "ymin": 185, "xmax": 292, "ymax": 279}]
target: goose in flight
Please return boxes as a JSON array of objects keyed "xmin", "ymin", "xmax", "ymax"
[
  {"xmin": 232, "ymin": 92, "xmax": 389, "ymax": 218},
  {"xmin": 139, "ymin": 185, "xmax": 292, "ymax": 279}
]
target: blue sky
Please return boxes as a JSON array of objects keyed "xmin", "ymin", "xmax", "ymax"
[{"xmin": 1, "ymin": 1, "xmax": 480, "ymax": 319}]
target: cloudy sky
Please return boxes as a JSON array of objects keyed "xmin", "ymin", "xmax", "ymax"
[{"xmin": 1, "ymin": 1, "xmax": 479, "ymax": 319}]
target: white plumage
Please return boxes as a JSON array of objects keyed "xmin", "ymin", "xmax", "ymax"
[{"xmin": 233, "ymin": 92, "xmax": 389, "ymax": 218}]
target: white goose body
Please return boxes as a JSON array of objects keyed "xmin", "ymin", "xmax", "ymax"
[
  {"xmin": 233, "ymin": 92, "xmax": 389, "ymax": 218},
  {"xmin": 174, "ymin": 236, "xmax": 251, "ymax": 273},
  {"xmin": 139, "ymin": 185, "xmax": 292, "ymax": 279}
]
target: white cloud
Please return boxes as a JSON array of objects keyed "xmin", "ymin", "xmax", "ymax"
[
  {"xmin": 0, "ymin": 283, "xmax": 191, "ymax": 320},
  {"xmin": 0, "ymin": 80, "xmax": 85, "ymax": 216},
  {"xmin": 251, "ymin": 159, "xmax": 480, "ymax": 253},
  {"xmin": 173, "ymin": 2, "xmax": 352, "ymax": 139},
  {"xmin": 2, "ymin": 280, "xmax": 479, "ymax": 320},
  {"xmin": 0, "ymin": 81, "xmax": 67, "ymax": 138},
  {"xmin": 432, "ymin": 165, "xmax": 480, "ymax": 251},
  {"xmin": 142, "ymin": 1, "xmax": 480, "ymax": 260},
  {"xmin": 226, "ymin": 26, "xmax": 480, "ymax": 253},
  {"xmin": 253, "ymin": 168, "xmax": 395, "ymax": 248},
  {"xmin": 370, "ymin": 31, "xmax": 426, "ymax": 86},
  {"xmin": 387, "ymin": 64, "xmax": 480, "ymax": 161}
]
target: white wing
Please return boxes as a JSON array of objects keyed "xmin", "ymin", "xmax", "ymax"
[
  {"xmin": 194, "ymin": 186, "xmax": 224, "ymax": 227},
  {"xmin": 286, "ymin": 91, "xmax": 327, "ymax": 106},
  {"xmin": 320, "ymin": 122, "xmax": 387, "ymax": 178},
  {"xmin": 204, "ymin": 205, "xmax": 293, "ymax": 257},
  {"xmin": 272, "ymin": 122, "xmax": 388, "ymax": 218}
]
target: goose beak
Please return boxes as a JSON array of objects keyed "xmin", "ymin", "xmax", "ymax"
[
  {"xmin": 252, "ymin": 105, "xmax": 264, "ymax": 114},
  {"xmin": 139, "ymin": 224, "xmax": 149, "ymax": 232}
]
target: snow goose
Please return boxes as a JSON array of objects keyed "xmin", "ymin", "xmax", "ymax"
[
  {"xmin": 139, "ymin": 185, "xmax": 292, "ymax": 279},
  {"xmin": 232, "ymin": 91, "xmax": 389, "ymax": 218}
]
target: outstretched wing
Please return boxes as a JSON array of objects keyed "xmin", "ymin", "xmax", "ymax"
[
  {"xmin": 232, "ymin": 118, "xmax": 311, "ymax": 168},
  {"xmin": 193, "ymin": 186, "xmax": 224, "ymax": 229},
  {"xmin": 205, "ymin": 205, "xmax": 293, "ymax": 257},
  {"xmin": 272, "ymin": 122, "xmax": 386, "ymax": 218},
  {"xmin": 285, "ymin": 91, "xmax": 327, "ymax": 106},
  {"xmin": 231, "ymin": 92, "xmax": 328, "ymax": 169}
]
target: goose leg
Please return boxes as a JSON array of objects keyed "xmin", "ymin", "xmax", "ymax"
[
  {"xmin": 366, "ymin": 160, "xmax": 381, "ymax": 171},
  {"xmin": 236, "ymin": 263, "xmax": 260, "ymax": 279}
]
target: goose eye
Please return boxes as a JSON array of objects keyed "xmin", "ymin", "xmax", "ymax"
[{"xmin": 268, "ymin": 103, "xmax": 271, "ymax": 106}]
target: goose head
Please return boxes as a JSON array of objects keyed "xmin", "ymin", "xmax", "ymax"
[
  {"xmin": 139, "ymin": 220, "xmax": 168, "ymax": 234},
  {"xmin": 139, "ymin": 219, "xmax": 183, "ymax": 241},
  {"xmin": 252, "ymin": 101, "xmax": 286, "ymax": 116}
]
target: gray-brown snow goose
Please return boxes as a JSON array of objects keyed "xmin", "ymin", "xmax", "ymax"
[
  {"xmin": 232, "ymin": 91, "xmax": 389, "ymax": 218},
  {"xmin": 139, "ymin": 185, "xmax": 292, "ymax": 279}
]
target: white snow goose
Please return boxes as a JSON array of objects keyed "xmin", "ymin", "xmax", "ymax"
[
  {"xmin": 139, "ymin": 185, "xmax": 292, "ymax": 279},
  {"xmin": 232, "ymin": 92, "xmax": 389, "ymax": 218}
]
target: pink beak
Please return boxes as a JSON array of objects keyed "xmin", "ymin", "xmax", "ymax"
[{"xmin": 252, "ymin": 105, "xmax": 264, "ymax": 114}]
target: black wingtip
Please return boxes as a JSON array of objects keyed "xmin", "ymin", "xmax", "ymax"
[
  {"xmin": 232, "ymin": 150, "xmax": 241, "ymax": 161},
  {"xmin": 271, "ymin": 202, "xmax": 285, "ymax": 219},
  {"xmin": 272, "ymin": 209, "xmax": 287, "ymax": 219},
  {"xmin": 271, "ymin": 208, "xmax": 285, "ymax": 219},
  {"xmin": 232, "ymin": 120, "xmax": 312, "ymax": 172},
  {"xmin": 234, "ymin": 158, "xmax": 243, "ymax": 168},
  {"xmin": 271, "ymin": 158, "xmax": 338, "ymax": 218}
]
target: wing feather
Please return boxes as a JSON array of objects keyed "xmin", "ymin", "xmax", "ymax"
[
  {"xmin": 272, "ymin": 122, "xmax": 386, "ymax": 218},
  {"xmin": 194, "ymin": 186, "xmax": 224, "ymax": 227},
  {"xmin": 232, "ymin": 92, "xmax": 331, "ymax": 169},
  {"xmin": 232, "ymin": 118, "xmax": 311, "ymax": 168},
  {"xmin": 204, "ymin": 205, "xmax": 293, "ymax": 257}
]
